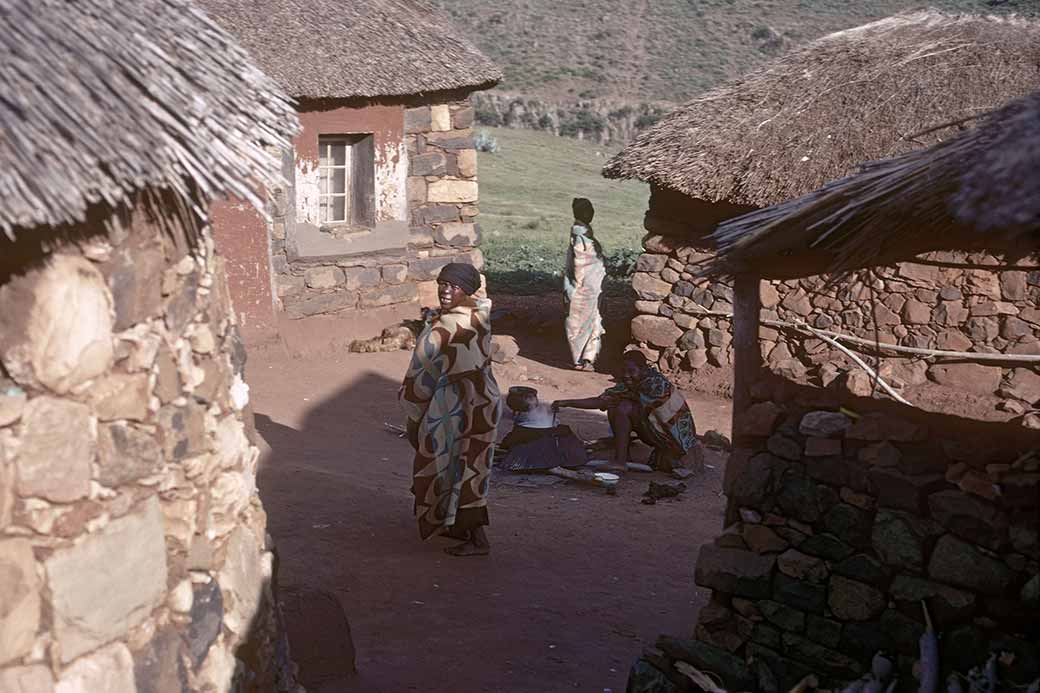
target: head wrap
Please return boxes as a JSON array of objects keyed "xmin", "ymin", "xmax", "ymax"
[
  {"xmin": 436, "ymin": 262, "xmax": 481, "ymax": 295},
  {"xmin": 622, "ymin": 350, "xmax": 648, "ymax": 367},
  {"xmin": 572, "ymin": 197, "xmax": 595, "ymax": 225}
]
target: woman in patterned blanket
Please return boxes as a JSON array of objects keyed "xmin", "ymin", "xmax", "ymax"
[
  {"xmin": 564, "ymin": 197, "xmax": 606, "ymax": 371},
  {"xmin": 399, "ymin": 263, "xmax": 501, "ymax": 556},
  {"xmin": 553, "ymin": 350, "xmax": 699, "ymax": 473}
]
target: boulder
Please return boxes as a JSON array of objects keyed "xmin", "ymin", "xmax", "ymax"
[
  {"xmin": 927, "ymin": 490, "xmax": 1008, "ymax": 551},
  {"xmin": 0, "ymin": 254, "xmax": 114, "ymax": 394},
  {"xmin": 694, "ymin": 545, "xmax": 776, "ymax": 599},
  {"xmin": 890, "ymin": 575, "xmax": 976, "ymax": 627},
  {"xmin": 928, "ymin": 534, "xmax": 1013, "ymax": 596},
  {"xmin": 759, "ymin": 600, "xmax": 806, "ymax": 632},
  {"xmin": 0, "ymin": 539, "xmax": 40, "ymax": 666},
  {"xmin": 740, "ymin": 402, "xmax": 783, "ymax": 437},
  {"xmin": 45, "ymin": 498, "xmax": 167, "ymax": 662},
  {"xmin": 776, "ymin": 549, "xmax": 828, "ymax": 583},
  {"xmin": 632, "ymin": 273, "xmax": 672, "ymax": 301},
  {"xmin": 17, "ymin": 397, "xmax": 93, "ymax": 502},
  {"xmin": 773, "ymin": 573, "xmax": 826, "ymax": 614},
  {"xmin": 833, "ymin": 554, "xmax": 889, "ymax": 587},
  {"xmin": 631, "ymin": 315, "xmax": 682, "ymax": 348},
  {"xmin": 828, "ymin": 575, "xmax": 886, "ymax": 621},
  {"xmin": 928, "ymin": 363, "xmax": 1002, "ymax": 394}
]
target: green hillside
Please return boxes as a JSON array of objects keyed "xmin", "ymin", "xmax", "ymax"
[
  {"xmin": 477, "ymin": 127, "xmax": 647, "ymax": 295},
  {"xmin": 435, "ymin": 0, "xmax": 1035, "ymax": 103}
]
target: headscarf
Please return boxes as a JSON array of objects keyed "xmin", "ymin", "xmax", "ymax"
[
  {"xmin": 436, "ymin": 262, "xmax": 481, "ymax": 295},
  {"xmin": 572, "ymin": 197, "xmax": 595, "ymax": 225}
]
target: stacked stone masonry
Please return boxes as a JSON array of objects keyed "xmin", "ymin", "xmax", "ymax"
[
  {"xmin": 273, "ymin": 99, "xmax": 484, "ymax": 318},
  {"xmin": 630, "ymin": 404, "xmax": 1039, "ymax": 691},
  {"xmin": 631, "ymin": 234, "xmax": 1040, "ymax": 423},
  {"xmin": 0, "ymin": 201, "xmax": 290, "ymax": 692}
]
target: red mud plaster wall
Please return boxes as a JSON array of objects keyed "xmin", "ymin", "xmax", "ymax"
[
  {"xmin": 210, "ymin": 197, "xmax": 274, "ymax": 338},
  {"xmin": 295, "ymin": 104, "xmax": 404, "ymax": 181}
]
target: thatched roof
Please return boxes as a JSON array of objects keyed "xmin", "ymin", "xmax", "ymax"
[
  {"xmin": 1, "ymin": 0, "xmax": 298, "ymax": 239},
  {"xmin": 603, "ymin": 10, "xmax": 1040, "ymax": 209},
  {"xmin": 702, "ymin": 89, "xmax": 1040, "ymax": 279},
  {"xmin": 197, "ymin": 0, "xmax": 502, "ymax": 99}
]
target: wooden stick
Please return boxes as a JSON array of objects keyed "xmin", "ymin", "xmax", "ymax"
[
  {"xmin": 920, "ymin": 600, "xmax": 940, "ymax": 693},
  {"xmin": 790, "ymin": 674, "xmax": 820, "ymax": 693},
  {"xmin": 674, "ymin": 662, "xmax": 728, "ymax": 693},
  {"xmin": 797, "ymin": 321, "xmax": 913, "ymax": 406}
]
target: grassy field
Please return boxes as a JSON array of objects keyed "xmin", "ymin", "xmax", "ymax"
[{"xmin": 476, "ymin": 127, "xmax": 648, "ymax": 295}]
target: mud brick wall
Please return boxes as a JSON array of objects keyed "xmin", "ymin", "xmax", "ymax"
[
  {"xmin": 630, "ymin": 402, "xmax": 1039, "ymax": 692},
  {"xmin": 0, "ymin": 198, "xmax": 291, "ymax": 692},
  {"xmin": 273, "ymin": 98, "xmax": 484, "ymax": 318},
  {"xmin": 631, "ymin": 235, "xmax": 1040, "ymax": 423}
]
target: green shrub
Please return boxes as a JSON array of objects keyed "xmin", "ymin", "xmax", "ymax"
[{"xmin": 474, "ymin": 130, "xmax": 500, "ymax": 154}]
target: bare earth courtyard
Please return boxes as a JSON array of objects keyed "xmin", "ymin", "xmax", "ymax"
[{"xmin": 249, "ymin": 336, "xmax": 731, "ymax": 693}]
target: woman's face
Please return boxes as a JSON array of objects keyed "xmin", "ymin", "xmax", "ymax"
[
  {"xmin": 621, "ymin": 360, "xmax": 644, "ymax": 387},
  {"xmin": 438, "ymin": 281, "xmax": 466, "ymax": 310}
]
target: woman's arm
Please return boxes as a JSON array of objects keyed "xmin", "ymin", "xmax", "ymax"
[
  {"xmin": 399, "ymin": 326, "xmax": 447, "ymax": 449},
  {"xmin": 553, "ymin": 397, "xmax": 607, "ymax": 411}
]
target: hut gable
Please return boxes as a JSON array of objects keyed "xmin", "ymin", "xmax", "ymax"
[
  {"xmin": 197, "ymin": 0, "xmax": 503, "ymax": 99},
  {"xmin": 0, "ymin": 0, "xmax": 297, "ymax": 238},
  {"xmin": 603, "ymin": 10, "xmax": 1040, "ymax": 208}
]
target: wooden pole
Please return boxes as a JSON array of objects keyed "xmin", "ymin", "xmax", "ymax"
[{"xmin": 726, "ymin": 273, "xmax": 762, "ymax": 526}]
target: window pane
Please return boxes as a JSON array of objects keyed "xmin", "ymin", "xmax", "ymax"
[
  {"xmin": 332, "ymin": 167, "xmax": 346, "ymax": 195},
  {"xmin": 332, "ymin": 142, "xmax": 346, "ymax": 167},
  {"xmin": 333, "ymin": 195, "xmax": 346, "ymax": 222},
  {"xmin": 319, "ymin": 167, "xmax": 329, "ymax": 195},
  {"xmin": 319, "ymin": 142, "xmax": 329, "ymax": 167},
  {"xmin": 319, "ymin": 197, "xmax": 329, "ymax": 223}
]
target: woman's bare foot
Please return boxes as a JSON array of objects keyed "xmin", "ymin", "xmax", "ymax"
[
  {"xmin": 445, "ymin": 541, "xmax": 490, "ymax": 556},
  {"xmin": 445, "ymin": 526, "xmax": 490, "ymax": 556},
  {"xmin": 443, "ymin": 525, "xmax": 470, "ymax": 541}
]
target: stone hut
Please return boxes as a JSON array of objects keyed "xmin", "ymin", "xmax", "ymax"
[
  {"xmin": 628, "ymin": 90, "xmax": 1040, "ymax": 690},
  {"xmin": 199, "ymin": 0, "xmax": 502, "ymax": 338},
  {"xmin": 603, "ymin": 11, "xmax": 1040, "ymax": 410},
  {"xmin": 0, "ymin": 1, "xmax": 299, "ymax": 690}
]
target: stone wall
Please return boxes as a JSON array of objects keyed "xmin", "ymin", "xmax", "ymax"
[
  {"xmin": 630, "ymin": 401, "xmax": 1039, "ymax": 691},
  {"xmin": 0, "ymin": 197, "xmax": 290, "ymax": 692},
  {"xmin": 272, "ymin": 98, "xmax": 484, "ymax": 319},
  {"xmin": 631, "ymin": 233, "xmax": 1040, "ymax": 422}
]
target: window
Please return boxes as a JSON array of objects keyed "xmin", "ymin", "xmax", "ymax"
[
  {"xmin": 317, "ymin": 134, "xmax": 375, "ymax": 229},
  {"xmin": 318, "ymin": 137, "xmax": 350, "ymax": 224}
]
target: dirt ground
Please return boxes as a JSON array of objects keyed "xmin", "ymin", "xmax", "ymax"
[{"xmin": 248, "ymin": 294, "xmax": 732, "ymax": 693}]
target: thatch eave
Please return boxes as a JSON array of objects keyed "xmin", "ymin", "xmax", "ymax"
[
  {"xmin": 0, "ymin": 0, "xmax": 299, "ymax": 238},
  {"xmin": 699, "ymin": 89, "xmax": 1040, "ymax": 280},
  {"xmin": 604, "ymin": 10, "xmax": 1040, "ymax": 209}
]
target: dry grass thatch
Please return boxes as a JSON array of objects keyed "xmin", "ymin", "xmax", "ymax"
[
  {"xmin": 197, "ymin": 0, "xmax": 502, "ymax": 99},
  {"xmin": 603, "ymin": 10, "xmax": 1040, "ymax": 209},
  {"xmin": 701, "ymin": 89, "xmax": 1040, "ymax": 278},
  {"xmin": 0, "ymin": 0, "xmax": 299, "ymax": 239}
]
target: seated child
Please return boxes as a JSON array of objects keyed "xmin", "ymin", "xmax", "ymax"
[{"xmin": 499, "ymin": 387, "xmax": 586, "ymax": 470}]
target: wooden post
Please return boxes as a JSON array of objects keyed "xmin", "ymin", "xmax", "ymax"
[{"xmin": 725, "ymin": 273, "xmax": 762, "ymax": 526}]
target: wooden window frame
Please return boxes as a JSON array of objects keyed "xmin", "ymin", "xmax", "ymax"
[{"xmin": 317, "ymin": 133, "xmax": 376, "ymax": 231}]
